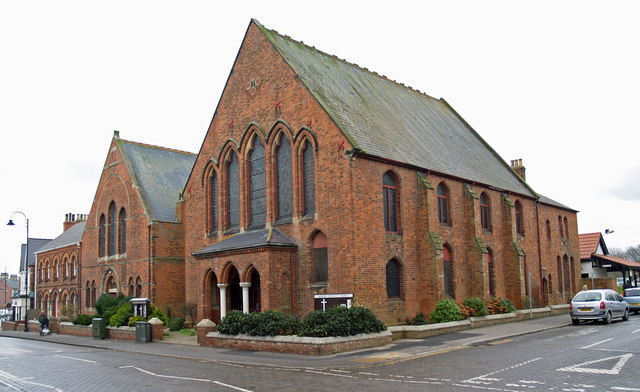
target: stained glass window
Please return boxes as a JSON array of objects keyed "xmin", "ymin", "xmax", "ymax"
[
  {"xmin": 226, "ymin": 152, "xmax": 240, "ymax": 230},
  {"xmin": 383, "ymin": 173, "xmax": 398, "ymax": 232},
  {"xmin": 276, "ymin": 135, "xmax": 292, "ymax": 221},
  {"xmin": 302, "ymin": 141, "xmax": 315, "ymax": 217},
  {"xmin": 249, "ymin": 138, "xmax": 266, "ymax": 229}
]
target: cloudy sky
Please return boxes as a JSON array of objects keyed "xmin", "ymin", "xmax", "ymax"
[{"xmin": 2, "ymin": 1, "xmax": 639, "ymax": 274}]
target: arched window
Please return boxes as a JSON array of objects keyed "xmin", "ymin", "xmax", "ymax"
[
  {"xmin": 275, "ymin": 134, "xmax": 293, "ymax": 222},
  {"xmin": 301, "ymin": 139, "xmax": 315, "ymax": 217},
  {"xmin": 480, "ymin": 193, "xmax": 491, "ymax": 231},
  {"xmin": 437, "ymin": 183, "xmax": 450, "ymax": 225},
  {"xmin": 546, "ymin": 220, "xmax": 551, "ymax": 240},
  {"xmin": 248, "ymin": 136, "xmax": 266, "ymax": 229},
  {"xmin": 106, "ymin": 275, "xmax": 117, "ymax": 297},
  {"xmin": 312, "ymin": 232, "xmax": 328, "ymax": 283},
  {"xmin": 85, "ymin": 281, "xmax": 91, "ymax": 308},
  {"xmin": 63, "ymin": 257, "xmax": 68, "ymax": 279},
  {"xmin": 558, "ymin": 216, "xmax": 564, "ymax": 239},
  {"xmin": 443, "ymin": 245, "xmax": 454, "ymax": 298},
  {"xmin": 570, "ymin": 257, "xmax": 575, "ymax": 292},
  {"xmin": 557, "ymin": 256, "xmax": 563, "ymax": 292},
  {"xmin": 91, "ymin": 281, "xmax": 97, "ymax": 308},
  {"xmin": 99, "ymin": 214, "xmax": 106, "ymax": 257},
  {"xmin": 383, "ymin": 172, "xmax": 399, "ymax": 232},
  {"xmin": 128, "ymin": 277, "xmax": 134, "ymax": 297},
  {"xmin": 54, "ymin": 259, "xmax": 59, "ymax": 280},
  {"xmin": 386, "ymin": 259, "xmax": 402, "ymax": 298},
  {"xmin": 108, "ymin": 202, "xmax": 117, "ymax": 256},
  {"xmin": 563, "ymin": 255, "xmax": 569, "ymax": 294},
  {"xmin": 71, "ymin": 256, "xmax": 77, "ymax": 279},
  {"xmin": 118, "ymin": 208, "xmax": 126, "ymax": 254},
  {"xmin": 515, "ymin": 201, "xmax": 523, "ymax": 235},
  {"xmin": 226, "ymin": 151, "xmax": 240, "ymax": 230},
  {"xmin": 45, "ymin": 261, "xmax": 50, "ymax": 281},
  {"xmin": 563, "ymin": 217, "xmax": 569, "ymax": 240},
  {"xmin": 135, "ymin": 277, "xmax": 142, "ymax": 297},
  {"xmin": 209, "ymin": 170, "xmax": 218, "ymax": 233},
  {"xmin": 487, "ymin": 248, "xmax": 496, "ymax": 297}
]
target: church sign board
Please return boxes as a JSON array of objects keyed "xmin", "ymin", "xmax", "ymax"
[{"xmin": 314, "ymin": 293, "xmax": 353, "ymax": 311}]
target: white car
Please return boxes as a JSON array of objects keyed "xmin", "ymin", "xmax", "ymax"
[{"xmin": 570, "ymin": 289, "xmax": 630, "ymax": 325}]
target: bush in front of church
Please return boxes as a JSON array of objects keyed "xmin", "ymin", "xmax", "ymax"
[{"xmin": 299, "ymin": 306, "xmax": 386, "ymax": 337}]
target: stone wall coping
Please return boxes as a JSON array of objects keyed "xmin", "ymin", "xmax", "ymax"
[
  {"xmin": 148, "ymin": 317, "xmax": 163, "ymax": 325},
  {"xmin": 516, "ymin": 307, "xmax": 552, "ymax": 315},
  {"xmin": 197, "ymin": 319, "xmax": 216, "ymax": 328},
  {"xmin": 106, "ymin": 326, "xmax": 135, "ymax": 331},
  {"xmin": 388, "ymin": 319, "xmax": 470, "ymax": 333},
  {"xmin": 207, "ymin": 330, "xmax": 392, "ymax": 345},
  {"xmin": 550, "ymin": 304, "xmax": 570, "ymax": 310},
  {"xmin": 470, "ymin": 313, "xmax": 516, "ymax": 322},
  {"xmin": 59, "ymin": 322, "xmax": 76, "ymax": 326}
]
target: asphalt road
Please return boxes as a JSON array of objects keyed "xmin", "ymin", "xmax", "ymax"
[{"xmin": 1, "ymin": 315, "xmax": 639, "ymax": 391}]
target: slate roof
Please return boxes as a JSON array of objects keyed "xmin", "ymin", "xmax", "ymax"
[
  {"xmin": 35, "ymin": 221, "xmax": 86, "ymax": 254},
  {"xmin": 19, "ymin": 238, "xmax": 52, "ymax": 270},
  {"xmin": 118, "ymin": 138, "xmax": 196, "ymax": 222},
  {"xmin": 579, "ymin": 232, "xmax": 604, "ymax": 260},
  {"xmin": 193, "ymin": 228, "xmax": 297, "ymax": 258},
  {"xmin": 538, "ymin": 194, "xmax": 576, "ymax": 212},
  {"xmin": 256, "ymin": 20, "xmax": 535, "ymax": 197}
]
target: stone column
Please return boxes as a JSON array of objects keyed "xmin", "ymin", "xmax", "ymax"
[
  {"xmin": 217, "ymin": 283, "xmax": 228, "ymax": 319},
  {"xmin": 240, "ymin": 282, "xmax": 251, "ymax": 314}
]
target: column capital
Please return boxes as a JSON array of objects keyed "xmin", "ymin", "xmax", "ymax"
[
  {"xmin": 239, "ymin": 282, "xmax": 252, "ymax": 288},
  {"xmin": 217, "ymin": 283, "xmax": 229, "ymax": 289}
]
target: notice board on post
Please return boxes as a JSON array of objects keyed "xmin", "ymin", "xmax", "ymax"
[{"xmin": 314, "ymin": 293, "xmax": 353, "ymax": 311}]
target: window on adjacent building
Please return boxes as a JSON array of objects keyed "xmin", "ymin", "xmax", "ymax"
[
  {"xmin": 99, "ymin": 214, "xmax": 106, "ymax": 257},
  {"xmin": 312, "ymin": 231, "xmax": 328, "ymax": 283},
  {"xmin": 437, "ymin": 183, "xmax": 450, "ymax": 225},
  {"xmin": 248, "ymin": 136, "xmax": 266, "ymax": 229},
  {"xmin": 63, "ymin": 257, "xmax": 68, "ymax": 279},
  {"xmin": 108, "ymin": 202, "xmax": 116, "ymax": 256},
  {"xmin": 480, "ymin": 193, "xmax": 491, "ymax": 231},
  {"xmin": 226, "ymin": 151, "xmax": 240, "ymax": 230},
  {"xmin": 488, "ymin": 248, "xmax": 496, "ymax": 297},
  {"xmin": 118, "ymin": 208, "xmax": 126, "ymax": 254},
  {"xmin": 515, "ymin": 201, "xmax": 523, "ymax": 235},
  {"xmin": 443, "ymin": 244, "xmax": 454, "ymax": 298},
  {"xmin": 383, "ymin": 172, "xmax": 399, "ymax": 232},
  {"xmin": 71, "ymin": 256, "xmax": 76, "ymax": 278},
  {"xmin": 275, "ymin": 134, "xmax": 293, "ymax": 222},
  {"xmin": 209, "ymin": 171, "xmax": 218, "ymax": 233},
  {"xmin": 386, "ymin": 259, "xmax": 402, "ymax": 298},
  {"xmin": 301, "ymin": 139, "xmax": 315, "ymax": 217}
]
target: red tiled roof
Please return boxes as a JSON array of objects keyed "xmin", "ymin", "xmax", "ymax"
[
  {"xmin": 579, "ymin": 232, "xmax": 601, "ymax": 260},
  {"xmin": 594, "ymin": 254, "xmax": 640, "ymax": 270}
]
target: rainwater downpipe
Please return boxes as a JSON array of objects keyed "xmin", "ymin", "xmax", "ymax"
[
  {"xmin": 290, "ymin": 250, "xmax": 295, "ymax": 315},
  {"xmin": 148, "ymin": 224, "xmax": 152, "ymax": 301}
]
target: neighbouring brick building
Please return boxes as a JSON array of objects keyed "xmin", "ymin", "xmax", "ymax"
[
  {"xmin": 181, "ymin": 20, "xmax": 580, "ymax": 325},
  {"xmin": 79, "ymin": 132, "xmax": 196, "ymax": 314},
  {"xmin": 35, "ymin": 214, "xmax": 86, "ymax": 317}
]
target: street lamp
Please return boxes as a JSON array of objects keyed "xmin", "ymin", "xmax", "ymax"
[{"xmin": 7, "ymin": 211, "xmax": 29, "ymax": 333}]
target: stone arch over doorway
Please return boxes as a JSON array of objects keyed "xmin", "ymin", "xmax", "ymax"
[{"xmin": 203, "ymin": 268, "xmax": 221, "ymax": 322}]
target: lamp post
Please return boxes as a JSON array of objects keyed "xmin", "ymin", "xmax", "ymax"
[{"xmin": 7, "ymin": 211, "xmax": 29, "ymax": 332}]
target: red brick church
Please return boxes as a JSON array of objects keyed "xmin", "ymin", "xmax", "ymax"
[
  {"xmin": 180, "ymin": 20, "xmax": 579, "ymax": 325},
  {"xmin": 35, "ymin": 20, "xmax": 579, "ymax": 325}
]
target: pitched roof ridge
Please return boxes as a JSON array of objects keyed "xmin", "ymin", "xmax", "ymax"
[
  {"xmin": 254, "ymin": 19, "xmax": 438, "ymax": 101},
  {"xmin": 120, "ymin": 138, "xmax": 196, "ymax": 156}
]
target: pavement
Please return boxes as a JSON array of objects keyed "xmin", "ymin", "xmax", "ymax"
[{"xmin": 0, "ymin": 314, "xmax": 571, "ymax": 369}]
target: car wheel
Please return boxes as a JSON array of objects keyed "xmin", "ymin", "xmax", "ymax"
[
  {"xmin": 603, "ymin": 311, "xmax": 612, "ymax": 324},
  {"xmin": 572, "ymin": 318, "xmax": 580, "ymax": 325},
  {"xmin": 622, "ymin": 308, "xmax": 629, "ymax": 321}
]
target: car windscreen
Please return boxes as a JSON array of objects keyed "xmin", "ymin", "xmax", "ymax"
[
  {"xmin": 625, "ymin": 288, "xmax": 640, "ymax": 297},
  {"xmin": 573, "ymin": 292, "xmax": 602, "ymax": 302}
]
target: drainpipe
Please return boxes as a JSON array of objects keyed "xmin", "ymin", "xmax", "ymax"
[
  {"xmin": 290, "ymin": 250, "xmax": 295, "ymax": 315},
  {"xmin": 148, "ymin": 224, "xmax": 152, "ymax": 302},
  {"xmin": 535, "ymin": 201, "xmax": 544, "ymax": 305}
]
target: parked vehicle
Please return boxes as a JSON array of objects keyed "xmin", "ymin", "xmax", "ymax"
[
  {"xmin": 570, "ymin": 289, "xmax": 629, "ymax": 325},
  {"xmin": 623, "ymin": 287, "xmax": 640, "ymax": 314}
]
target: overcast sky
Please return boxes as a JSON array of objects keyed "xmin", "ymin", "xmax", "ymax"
[{"xmin": 2, "ymin": 1, "xmax": 639, "ymax": 274}]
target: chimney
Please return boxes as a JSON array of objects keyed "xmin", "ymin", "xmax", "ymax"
[
  {"xmin": 510, "ymin": 159, "xmax": 526, "ymax": 182},
  {"xmin": 63, "ymin": 213, "xmax": 88, "ymax": 232}
]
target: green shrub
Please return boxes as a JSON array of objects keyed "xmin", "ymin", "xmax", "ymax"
[
  {"xmin": 497, "ymin": 298, "xmax": 516, "ymax": 313},
  {"xmin": 216, "ymin": 310, "xmax": 251, "ymax": 335},
  {"xmin": 178, "ymin": 328, "xmax": 196, "ymax": 336},
  {"xmin": 128, "ymin": 315, "xmax": 146, "ymax": 327},
  {"xmin": 462, "ymin": 297, "xmax": 488, "ymax": 317},
  {"xmin": 410, "ymin": 312, "xmax": 427, "ymax": 325},
  {"xmin": 149, "ymin": 305, "xmax": 169, "ymax": 325},
  {"xmin": 168, "ymin": 317, "xmax": 185, "ymax": 332},
  {"xmin": 300, "ymin": 306, "xmax": 385, "ymax": 337},
  {"xmin": 73, "ymin": 314, "xmax": 93, "ymax": 326},
  {"xmin": 217, "ymin": 310, "xmax": 301, "ymax": 336},
  {"xmin": 429, "ymin": 299, "xmax": 463, "ymax": 324},
  {"xmin": 109, "ymin": 303, "xmax": 133, "ymax": 327}
]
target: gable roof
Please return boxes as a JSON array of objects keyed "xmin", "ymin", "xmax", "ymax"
[
  {"xmin": 255, "ymin": 20, "xmax": 535, "ymax": 197},
  {"xmin": 579, "ymin": 232, "xmax": 605, "ymax": 260},
  {"xmin": 117, "ymin": 136, "xmax": 196, "ymax": 222},
  {"xmin": 19, "ymin": 238, "xmax": 52, "ymax": 270},
  {"xmin": 35, "ymin": 221, "xmax": 86, "ymax": 254},
  {"xmin": 193, "ymin": 228, "xmax": 297, "ymax": 258}
]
